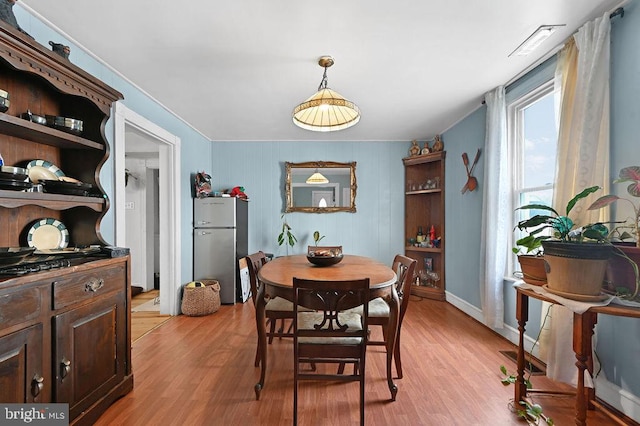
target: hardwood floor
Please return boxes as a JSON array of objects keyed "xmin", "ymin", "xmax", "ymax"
[
  {"xmin": 98, "ymin": 295, "xmax": 625, "ymax": 425},
  {"xmin": 131, "ymin": 290, "xmax": 172, "ymax": 343}
]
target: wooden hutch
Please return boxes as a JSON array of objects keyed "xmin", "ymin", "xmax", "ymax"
[{"xmin": 0, "ymin": 22, "xmax": 132, "ymax": 425}]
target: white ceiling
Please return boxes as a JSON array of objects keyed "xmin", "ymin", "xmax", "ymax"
[{"xmin": 21, "ymin": 0, "xmax": 622, "ymax": 143}]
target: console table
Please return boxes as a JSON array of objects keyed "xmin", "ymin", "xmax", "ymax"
[{"xmin": 515, "ymin": 285, "xmax": 640, "ymax": 426}]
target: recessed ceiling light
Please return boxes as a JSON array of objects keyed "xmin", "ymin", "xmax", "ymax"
[{"xmin": 509, "ymin": 25, "xmax": 565, "ymax": 57}]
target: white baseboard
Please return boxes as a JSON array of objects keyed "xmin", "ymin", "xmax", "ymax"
[{"xmin": 444, "ymin": 291, "xmax": 640, "ymax": 423}]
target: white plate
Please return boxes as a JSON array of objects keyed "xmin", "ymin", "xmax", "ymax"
[
  {"xmin": 26, "ymin": 159, "xmax": 66, "ymax": 183},
  {"xmin": 27, "ymin": 218, "xmax": 69, "ymax": 250}
]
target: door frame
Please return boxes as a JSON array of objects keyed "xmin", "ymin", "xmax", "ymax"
[{"xmin": 113, "ymin": 102, "xmax": 182, "ymax": 315}]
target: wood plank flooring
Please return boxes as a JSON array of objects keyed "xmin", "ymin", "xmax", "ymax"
[
  {"xmin": 98, "ymin": 295, "xmax": 625, "ymax": 425},
  {"xmin": 131, "ymin": 290, "xmax": 172, "ymax": 343}
]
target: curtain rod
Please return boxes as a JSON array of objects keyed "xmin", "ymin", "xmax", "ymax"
[{"xmin": 492, "ymin": 6, "xmax": 626, "ymax": 95}]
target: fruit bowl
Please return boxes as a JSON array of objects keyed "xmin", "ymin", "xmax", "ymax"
[{"xmin": 307, "ymin": 245, "xmax": 343, "ymax": 267}]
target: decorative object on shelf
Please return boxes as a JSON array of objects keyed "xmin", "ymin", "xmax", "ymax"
[
  {"xmin": 20, "ymin": 110, "xmax": 46, "ymax": 125},
  {"xmin": 26, "ymin": 218, "xmax": 69, "ymax": 250},
  {"xmin": 421, "ymin": 141, "xmax": 430, "ymax": 155},
  {"xmin": 306, "ymin": 245, "xmax": 343, "ymax": 266},
  {"xmin": 432, "ymin": 134, "xmax": 444, "ymax": 152},
  {"xmin": 26, "ymin": 159, "xmax": 65, "ymax": 183},
  {"xmin": 292, "ymin": 56, "xmax": 360, "ymax": 132},
  {"xmin": 0, "ymin": 246, "xmax": 35, "ymax": 266},
  {"xmin": 0, "ymin": 88, "xmax": 9, "ymax": 112},
  {"xmin": 49, "ymin": 41, "xmax": 70, "ymax": 59},
  {"xmin": 45, "ymin": 115, "xmax": 82, "ymax": 135},
  {"xmin": 409, "ymin": 140, "xmax": 420, "ymax": 157},
  {"xmin": 0, "ymin": 0, "xmax": 31, "ymax": 37}
]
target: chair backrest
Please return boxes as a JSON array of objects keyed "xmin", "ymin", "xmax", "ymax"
[
  {"xmin": 293, "ymin": 277, "xmax": 370, "ymax": 338},
  {"xmin": 245, "ymin": 251, "xmax": 267, "ymax": 305},
  {"xmin": 392, "ymin": 255, "xmax": 417, "ymax": 323}
]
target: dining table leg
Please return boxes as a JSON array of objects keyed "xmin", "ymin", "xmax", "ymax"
[
  {"xmin": 254, "ymin": 282, "xmax": 267, "ymax": 400},
  {"xmin": 385, "ymin": 285, "xmax": 400, "ymax": 401}
]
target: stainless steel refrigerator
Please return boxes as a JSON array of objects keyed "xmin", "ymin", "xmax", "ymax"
[{"xmin": 193, "ymin": 197, "xmax": 248, "ymax": 304}]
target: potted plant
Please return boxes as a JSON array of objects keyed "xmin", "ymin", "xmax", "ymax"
[
  {"xmin": 512, "ymin": 233, "xmax": 546, "ymax": 286},
  {"xmin": 587, "ymin": 166, "xmax": 640, "ymax": 299},
  {"xmin": 515, "ymin": 186, "xmax": 612, "ymax": 300},
  {"xmin": 277, "ymin": 213, "xmax": 297, "ymax": 255}
]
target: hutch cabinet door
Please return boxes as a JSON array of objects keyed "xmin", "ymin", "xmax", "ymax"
[
  {"xmin": 0, "ymin": 324, "xmax": 45, "ymax": 403},
  {"xmin": 53, "ymin": 293, "xmax": 126, "ymax": 418}
]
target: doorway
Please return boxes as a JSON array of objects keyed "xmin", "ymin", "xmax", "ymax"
[{"xmin": 113, "ymin": 102, "xmax": 182, "ymax": 315}]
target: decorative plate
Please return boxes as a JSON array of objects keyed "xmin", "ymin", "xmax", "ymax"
[
  {"xmin": 26, "ymin": 159, "xmax": 66, "ymax": 183},
  {"xmin": 26, "ymin": 218, "xmax": 69, "ymax": 250}
]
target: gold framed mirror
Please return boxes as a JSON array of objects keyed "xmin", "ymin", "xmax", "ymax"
[{"xmin": 285, "ymin": 161, "xmax": 357, "ymax": 213}]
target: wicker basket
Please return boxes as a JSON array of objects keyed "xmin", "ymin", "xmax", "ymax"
[{"xmin": 181, "ymin": 280, "xmax": 221, "ymax": 316}]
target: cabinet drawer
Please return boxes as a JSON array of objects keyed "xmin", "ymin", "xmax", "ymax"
[
  {"xmin": 53, "ymin": 264, "xmax": 126, "ymax": 310},
  {"xmin": 0, "ymin": 287, "xmax": 42, "ymax": 331}
]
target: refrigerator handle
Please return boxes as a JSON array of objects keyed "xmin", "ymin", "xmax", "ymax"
[
  {"xmin": 196, "ymin": 220, "xmax": 212, "ymax": 226},
  {"xmin": 197, "ymin": 231, "xmax": 212, "ymax": 235}
]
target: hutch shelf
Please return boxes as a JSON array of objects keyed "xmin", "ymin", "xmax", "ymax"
[{"xmin": 403, "ymin": 151, "xmax": 446, "ymax": 301}]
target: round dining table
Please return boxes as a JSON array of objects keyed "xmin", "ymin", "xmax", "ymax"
[{"xmin": 255, "ymin": 254, "xmax": 399, "ymax": 401}]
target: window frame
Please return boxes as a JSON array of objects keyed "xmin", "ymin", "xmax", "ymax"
[{"xmin": 506, "ymin": 79, "xmax": 558, "ymax": 275}]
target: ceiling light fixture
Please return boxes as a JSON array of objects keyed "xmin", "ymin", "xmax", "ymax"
[
  {"xmin": 292, "ymin": 56, "xmax": 360, "ymax": 132},
  {"xmin": 509, "ymin": 24, "xmax": 565, "ymax": 57},
  {"xmin": 306, "ymin": 170, "xmax": 329, "ymax": 184}
]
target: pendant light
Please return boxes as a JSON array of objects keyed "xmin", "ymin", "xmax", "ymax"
[
  {"xmin": 306, "ymin": 169, "xmax": 329, "ymax": 184},
  {"xmin": 292, "ymin": 56, "xmax": 360, "ymax": 132}
]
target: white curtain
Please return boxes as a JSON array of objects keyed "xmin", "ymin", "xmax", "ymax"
[
  {"xmin": 480, "ymin": 86, "xmax": 510, "ymax": 329},
  {"xmin": 545, "ymin": 12, "xmax": 611, "ymax": 387}
]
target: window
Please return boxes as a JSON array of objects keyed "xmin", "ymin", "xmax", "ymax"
[{"xmin": 508, "ymin": 80, "xmax": 559, "ymax": 272}]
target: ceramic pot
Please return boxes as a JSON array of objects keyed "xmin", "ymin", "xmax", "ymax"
[
  {"xmin": 517, "ymin": 255, "xmax": 546, "ymax": 286},
  {"xmin": 541, "ymin": 241, "xmax": 612, "ymax": 301},
  {"xmin": 605, "ymin": 244, "xmax": 640, "ymax": 298}
]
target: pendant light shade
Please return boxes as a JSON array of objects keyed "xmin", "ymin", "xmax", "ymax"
[
  {"xmin": 306, "ymin": 170, "xmax": 329, "ymax": 184},
  {"xmin": 292, "ymin": 56, "xmax": 360, "ymax": 132}
]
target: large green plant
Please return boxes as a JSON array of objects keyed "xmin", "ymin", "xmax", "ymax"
[{"xmin": 515, "ymin": 186, "xmax": 608, "ymax": 245}]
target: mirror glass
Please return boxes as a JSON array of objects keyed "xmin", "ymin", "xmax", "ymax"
[{"xmin": 285, "ymin": 161, "xmax": 357, "ymax": 213}]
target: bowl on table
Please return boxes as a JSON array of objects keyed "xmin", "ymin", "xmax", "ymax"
[{"xmin": 307, "ymin": 245, "xmax": 343, "ymax": 266}]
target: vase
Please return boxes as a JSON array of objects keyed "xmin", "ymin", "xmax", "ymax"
[
  {"xmin": 541, "ymin": 241, "xmax": 613, "ymax": 301},
  {"xmin": 516, "ymin": 255, "xmax": 546, "ymax": 286}
]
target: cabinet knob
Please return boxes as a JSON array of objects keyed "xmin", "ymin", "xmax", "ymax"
[
  {"xmin": 60, "ymin": 358, "xmax": 71, "ymax": 379},
  {"xmin": 31, "ymin": 374, "xmax": 44, "ymax": 398},
  {"xmin": 85, "ymin": 278, "xmax": 104, "ymax": 292}
]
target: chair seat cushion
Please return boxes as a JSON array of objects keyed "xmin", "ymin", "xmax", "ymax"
[
  {"xmin": 344, "ymin": 297, "xmax": 389, "ymax": 318},
  {"xmin": 266, "ymin": 296, "xmax": 313, "ymax": 312},
  {"xmin": 297, "ymin": 312, "xmax": 363, "ymax": 344}
]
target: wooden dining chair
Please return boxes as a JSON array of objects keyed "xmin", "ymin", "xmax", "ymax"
[
  {"xmin": 340, "ymin": 254, "xmax": 416, "ymax": 380},
  {"xmin": 293, "ymin": 277, "xmax": 370, "ymax": 426},
  {"xmin": 245, "ymin": 252, "xmax": 308, "ymax": 367}
]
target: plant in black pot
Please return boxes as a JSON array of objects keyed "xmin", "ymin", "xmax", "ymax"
[
  {"xmin": 515, "ymin": 186, "xmax": 613, "ymax": 301},
  {"xmin": 588, "ymin": 166, "xmax": 640, "ymax": 299}
]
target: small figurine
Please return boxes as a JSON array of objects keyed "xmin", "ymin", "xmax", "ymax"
[
  {"xmin": 432, "ymin": 134, "xmax": 444, "ymax": 152},
  {"xmin": 49, "ymin": 41, "xmax": 71, "ymax": 59},
  {"xmin": 409, "ymin": 140, "xmax": 420, "ymax": 157},
  {"xmin": 421, "ymin": 141, "xmax": 430, "ymax": 155}
]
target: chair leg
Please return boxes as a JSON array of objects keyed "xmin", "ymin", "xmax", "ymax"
[
  {"xmin": 268, "ymin": 318, "xmax": 277, "ymax": 344},
  {"xmin": 394, "ymin": 332, "xmax": 403, "ymax": 379},
  {"xmin": 254, "ymin": 342, "xmax": 260, "ymax": 367}
]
